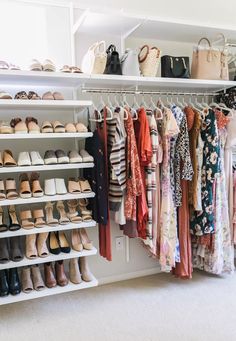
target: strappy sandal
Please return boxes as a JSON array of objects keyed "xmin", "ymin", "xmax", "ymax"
[
  {"xmin": 52, "ymin": 120, "xmax": 65, "ymax": 133},
  {"xmin": 25, "ymin": 117, "xmax": 40, "ymax": 134},
  {"xmin": 56, "ymin": 201, "xmax": 70, "ymax": 225},
  {"xmin": 20, "ymin": 210, "xmax": 34, "ymax": 229},
  {"xmin": 70, "ymin": 66, "xmax": 82, "ymax": 73},
  {"xmin": 8, "ymin": 205, "xmax": 21, "ymax": 231},
  {"xmin": 78, "ymin": 198, "xmax": 93, "ymax": 221},
  {"xmin": 10, "ymin": 118, "xmax": 28, "ymax": 134},
  {"xmin": 19, "ymin": 173, "xmax": 31, "ymax": 198},
  {"xmin": 75, "ymin": 122, "xmax": 88, "ymax": 132},
  {"xmin": 79, "ymin": 178, "xmax": 92, "ymax": 193},
  {"xmin": 60, "ymin": 65, "xmax": 71, "ymax": 73},
  {"xmin": 33, "ymin": 209, "xmax": 47, "ymax": 228},
  {"xmin": 79, "ymin": 228, "xmax": 93, "ymax": 250},
  {"xmin": 0, "ymin": 180, "xmax": 6, "ymax": 200},
  {"xmin": 68, "ymin": 178, "xmax": 81, "ymax": 194},
  {"xmin": 41, "ymin": 121, "xmax": 53, "ymax": 133},
  {"xmin": 67, "ymin": 200, "xmax": 82, "ymax": 224},
  {"xmin": 30, "ymin": 172, "xmax": 44, "ymax": 197},
  {"xmin": 14, "ymin": 91, "xmax": 28, "ymax": 100},
  {"xmin": 28, "ymin": 91, "xmax": 41, "ymax": 100},
  {"xmin": 0, "ymin": 61, "xmax": 9, "ymax": 70},
  {"xmin": 45, "ymin": 202, "xmax": 58, "ymax": 226},
  {"xmin": 3, "ymin": 150, "xmax": 17, "ymax": 167},
  {"xmin": 5, "ymin": 178, "xmax": 18, "ymax": 199}
]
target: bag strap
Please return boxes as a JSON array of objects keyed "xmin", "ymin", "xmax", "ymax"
[
  {"xmin": 106, "ymin": 44, "xmax": 116, "ymax": 54},
  {"xmin": 138, "ymin": 45, "xmax": 149, "ymax": 63},
  {"xmin": 96, "ymin": 41, "xmax": 106, "ymax": 54},
  {"xmin": 89, "ymin": 42, "xmax": 99, "ymax": 52},
  {"xmin": 197, "ymin": 37, "xmax": 211, "ymax": 49}
]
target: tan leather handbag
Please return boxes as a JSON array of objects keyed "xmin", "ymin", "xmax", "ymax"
[
  {"xmin": 138, "ymin": 45, "xmax": 161, "ymax": 77},
  {"xmin": 191, "ymin": 37, "xmax": 228, "ymax": 80}
]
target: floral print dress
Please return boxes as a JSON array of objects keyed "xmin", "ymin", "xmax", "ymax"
[{"xmin": 191, "ymin": 109, "xmax": 220, "ymax": 236}]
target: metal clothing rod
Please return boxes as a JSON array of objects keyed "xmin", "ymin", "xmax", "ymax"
[{"xmin": 82, "ymin": 88, "xmax": 216, "ymax": 96}]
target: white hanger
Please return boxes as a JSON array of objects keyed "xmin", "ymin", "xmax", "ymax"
[
  {"xmin": 89, "ymin": 102, "xmax": 103, "ymax": 122},
  {"xmin": 98, "ymin": 94, "xmax": 113, "ymax": 121},
  {"xmin": 140, "ymin": 93, "xmax": 148, "ymax": 108}
]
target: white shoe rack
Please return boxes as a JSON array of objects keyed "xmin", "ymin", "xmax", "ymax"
[{"xmin": 0, "ymin": 73, "xmax": 99, "ymax": 305}]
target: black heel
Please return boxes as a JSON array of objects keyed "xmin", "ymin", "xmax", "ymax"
[
  {"xmin": 0, "ymin": 207, "xmax": 8, "ymax": 232},
  {"xmin": 8, "ymin": 205, "xmax": 21, "ymax": 231},
  {"xmin": 49, "ymin": 232, "xmax": 61, "ymax": 255}
]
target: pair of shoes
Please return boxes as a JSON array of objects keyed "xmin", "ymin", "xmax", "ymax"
[
  {"xmin": 0, "ymin": 237, "xmax": 23, "ymax": 263},
  {"xmin": 49, "ymin": 231, "xmax": 70, "ymax": 255},
  {"xmin": 21, "ymin": 265, "xmax": 45, "ymax": 293},
  {"xmin": 78, "ymin": 198, "xmax": 93, "ymax": 221},
  {"xmin": 14, "ymin": 91, "xmax": 41, "ymax": 100},
  {"xmin": 0, "ymin": 268, "xmax": 21, "ymax": 296},
  {"xmin": 25, "ymin": 233, "xmax": 49, "ymax": 258},
  {"xmin": 45, "ymin": 178, "xmax": 67, "ymax": 196},
  {"xmin": 44, "ymin": 150, "xmax": 69, "ymax": 164},
  {"xmin": 20, "ymin": 208, "xmax": 46, "ymax": 229},
  {"xmin": 72, "ymin": 228, "xmax": 93, "ymax": 252},
  {"xmin": 20, "ymin": 172, "xmax": 44, "ymax": 198},
  {"xmin": 18, "ymin": 151, "xmax": 44, "ymax": 166},
  {"xmin": 66, "ymin": 150, "xmax": 93, "ymax": 163},
  {"xmin": 0, "ymin": 205, "xmax": 21, "ymax": 232},
  {"xmin": 0, "ymin": 150, "xmax": 17, "ymax": 167},
  {"xmin": 0, "ymin": 178, "xmax": 18, "ymax": 200},
  {"xmin": 30, "ymin": 59, "xmax": 56, "ymax": 72},
  {"xmin": 0, "ymin": 61, "xmax": 20, "ymax": 71},
  {"xmin": 41, "ymin": 120, "xmax": 65, "ymax": 133},
  {"xmin": 44, "ymin": 260, "xmax": 68, "ymax": 287},
  {"xmin": 45, "ymin": 201, "xmax": 70, "ymax": 226},
  {"xmin": 10, "ymin": 117, "xmax": 40, "ymax": 134},
  {"xmin": 65, "ymin": 122, "xmax": 88, "ymax": 133},
  {"xmin": 68, "ymin": 178, "xmax": 92, "ymax": 194},
  {"xmin": 60, "ymin": 65, "xmax": 82, "ymax": 73},
  {"xmin": 70, "ymin": 257, "xmax": 93, "ymax": 283}
]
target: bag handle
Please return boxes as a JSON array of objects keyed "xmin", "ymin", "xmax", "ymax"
[
  {"xmin": 169, "ymin": 57, "xmax": 188, "ymax": 77},
  {"xmin": 212, "ymin": 33, "xmax": 227, "ymax": 52},
  {"xmin": 88, "ymin": 42, "xmax": 99, "ymax": 52},
  {"xmin": 96, "ymin": 41, "xmax": 106, "ymax": 54},
  {"xmin": 106, "ymin": 44, "xmax": 116, "ymax": 54},
  {"xmin": 138, "ymin": 45, "xmax": 160, "ymax": 63},
  {"xmin": 197, "ymin": 37, "xmax": 211, "ymax": 49}
]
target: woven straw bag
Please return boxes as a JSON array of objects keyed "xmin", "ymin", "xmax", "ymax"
[
  {"xmin": 138, "ymin": 45, "xmax": 161, "ymax": 77},
  {"xmin": 81, "ymin": 41, "xmax": 107, "ymax": 74}
]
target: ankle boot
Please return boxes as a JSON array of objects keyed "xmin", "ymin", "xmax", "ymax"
[
  {"xmin": 9, "ymin": 268, "xmax": 21, "ymax": 295},
  {"xmin": 25, "ymin": 234, "xmax": 38, "ymax": 259},
  {"xmin": 37, "ymin": 233, "xmax": 49, "ymax": 257},
  {"xmin": 55, "ymin": 260, "xmax": 68, "ymax": 287},
  {"xmin": 0, "ymin": 238, "xmax": 9, "ymax": 263},
  {"xmin": 31, "ymin": 265, "xmax": 45, "ymax": 291},
  {"xmin": 69, "ymin": 258, "xmax": 82, "ymax": 284},
  {"xmin": 79, "ymin": 257, "xmax": 93, "ymax": 282},
  {"xmin": 9, "ymin": 236, "xmax": 23, "ymax": 262},
  {"xmin": 44, "ymin": 262, "xmax": 56, "ymax": 288},
  {"xmin": 0, "ymin": 270, "xmax": 9, "ymax": 296},
  {"xmin": 21, "ymin": 266, "xmax": 33, "ymax": 293}
]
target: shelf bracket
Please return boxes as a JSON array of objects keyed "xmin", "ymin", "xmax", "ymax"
[
  {"xmin": 122, "ymin": 19, "xmax": 147, "ymax": 40},
  {"xmin": 72, "ymin": 8, "xmax": 90, "ymax": 35}
]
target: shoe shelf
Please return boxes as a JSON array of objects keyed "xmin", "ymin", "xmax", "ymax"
[
  {"xmin": 0, "ymin": 132, "xmax": 93, "ymax": 140},
  {"xmin": 0, "ymin": 162, "xmax": 94, "ymax": 174},
  {"xmin": 0, "ymin": 220, "xmax": 97, "ymax": 239},
  {"xmin": 0, "ymin": 70, "xmax": 235, "ymax": 92},
  {"xmin": 0, "ymin": 192, "xmax": 95, "ymax": 207},
  {"xmin": 0, "ymin": 276, "xmax": 98, "ymax": 306},
  {"xmin": 0, "ymin": 247, "xmax": 97, "ymax": 270},
  {"xmin": 0, "ymin": 99, "xmax": 92, "ymax": 110}
]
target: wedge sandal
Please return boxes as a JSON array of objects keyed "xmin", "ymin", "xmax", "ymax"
[
  {"xmin": 30, "ymin": 172, "xmax": 44, "ymax": 197},
  {"xmin": 19, "ymin": 173, "xmax": 31, "ymax": 198},
  {"xmin": 20, "ymin": 210, "xmax": 34, "ymax": 229},
  {"xmin": 68, "ymin": 178, "xmax": 81, "ymax": 194},
  {"xmin": 79, "ymin": 179, "xmax": 92, "ymax": 193},
  {"xmin": 25, "ymin": 117, "xmax": 40, "ymax": 134}
]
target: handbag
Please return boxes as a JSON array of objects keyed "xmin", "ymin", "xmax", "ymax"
[
  {"xmin": 161, "ymin": 55, "xmax": 190, "ymax": 78},
  {"xmin": 120, "ymin": 49, "xmax": 140, "ymax": 76},
  {"xmin": 138, "ymin": 45, "xmax": 161, "ymax": 77},
  {"xmin": 191, "ymin": 37, "xmax": 228, "ymax": 80},
  {"xmin": 104, "ymin": 45, "xmax": 122, "ymax": 75},
  {"xmin": 81, "ymin": 41, "xmax": 107, "ymax": 74}
]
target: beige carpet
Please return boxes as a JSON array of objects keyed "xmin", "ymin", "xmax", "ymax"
[{"xmin": 0, "ymin": 271, "xmax": 236, "ymax": 341}]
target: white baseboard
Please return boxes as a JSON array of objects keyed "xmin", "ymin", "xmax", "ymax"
[{"xmin": 98, "ymin": 267, "xmax": 161, "ymax": 285}]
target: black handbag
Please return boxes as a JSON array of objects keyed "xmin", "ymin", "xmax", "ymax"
[
  {"xmin": 104, "ymin": 44, "xmax": 122, "ymax": 75},
  {"xmin": 161, "ymin": 55, "xmax": 190, "ymax": 78}
]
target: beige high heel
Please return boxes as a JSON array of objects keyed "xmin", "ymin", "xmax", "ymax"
[
  {"xmin": 45, "ymin": 202, "xmax": 58, "ymax": 226},
  {"xmin": 78, "ymin": 198, "xmax": 92, "ymax": 222},
  {"xmin": 79, "ymin": 228, "xmax": 93, "ymax": 250},
  {"xmin": 37, "ymin": 233, "xmax": 49, "ymax": 258},
  {"xmin": 20, "ymin": 210, "xmax": 34, "ymax": 229},
  {"xmin": 67, "ymin": 199, "xmax": 82, "ymax": 224},
  {"xmin": 25, "ymin": 234, "xmax": 38, "ymax": 259},
  {"xmin": 69, "ymin": 258, "xmax": 82, "ymax": 284},
  {"xmin": 79, "ymin": 257, "xmax": 93, "ymax": 282},
  {"xmin": 71, "ymin": 229, "xmax": 83, "ymax": 252},
  {"xmin": 56, "ymin": 201, "xmax": 70, "ymax": 225},
  {"xmin": 33, "ymin": 208, "xmax": 47, "ymax": 228}
]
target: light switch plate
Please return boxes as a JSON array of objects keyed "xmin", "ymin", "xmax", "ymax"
[{"xmin": 115, "ymin": 236, "xmax": 124, "ymax": 251}]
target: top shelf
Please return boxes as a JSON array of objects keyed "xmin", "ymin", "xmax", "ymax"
[{"xmin": 0, "ymin": 71, "xmax": 235, "ymax": 92}]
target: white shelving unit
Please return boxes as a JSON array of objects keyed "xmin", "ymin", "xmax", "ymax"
[
  {"xmin": 0, "ymin": 220, "xmax": 96, "ymax": 239},
  {"xmin": 0, "ymin": 192, "xmax": 95, "ymax": 207},
  {"xmin": 0, "ymin": 162, "xmax": 94, "ymax": 174},
  {"xmin": 0, "ymin": 248, "xmax": 97, "ymax": 270},
  {"xmin": 0, "ymin": 99, "xmax": 92, "ymax": 110},
  {"xmin": 0, "ymin": 132, "xmax": 93, "ymax": 140},
  {"xmin": 0, "ymin": 276, "xmax": 98, "ymax": 306}
]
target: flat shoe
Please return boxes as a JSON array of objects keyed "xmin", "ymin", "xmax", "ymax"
[
  {"xmin": 42, "ymin": 59, "xmax": 56, "ymax": 72},
  {"xmin": 10, "ymin": 118, "xmax": 28, "ymax": 134},
  {"xmin": 18, "ymin": 152, "xmax": 31, "ymax": 166},
  {"xmin": 60, "ymin": 65, "xmax": 71, "ymax": 73},
  {"xmin": 0, "ymin": 121, "xmax": 13, "ymax": 134},
  {"xmin": 30, "ymin": 151, "xmax": 44, "ymax": 166},
  {"xmin": 68, "ymin": 150, "xmax": 82, "ymax": 163},
  {"xmin": 75, "ymin": 122, "xmax": 88, "ymax": 132},
  {"xmin": 53, "ymin": 92, "xmax": 64, "ymax": 100},
  {"xmin": 55, "ymin": 149, "xmax": 69, "ymax": 164},
  {"xmin": 41, "ymin": 121, "xmax": 53, "ymax": 133},
  {"xmin": 79, "ymin": 149, "xmax": 94, "ymax": 163},
  {"xmin": 30, "ymin": 59, "xmax": 42, "ymax": 71},
  {"xmin": 42, "ymin": 91, "xmax": 54, "ymax": 100},
  {"xmin": 14, "ymin": 91, "xmax": 28, "ymax": 100},
  {"xmin": 52, "ymin": 120, "xmax": 65, "ymax": 133},
  {"xmin": 65, "ymin": 123, "xmax": 76, "ymax": 133},
  {"xmin": 44, "ymin": 150, "xmax": 57, "ymax": 165}
]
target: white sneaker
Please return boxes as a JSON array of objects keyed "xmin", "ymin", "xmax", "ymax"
[
  {"xmin": 30, "ymin": 151, "xmax": 44, "ymax": 166},
  {"xmin": 18, "ymin": 152, "xmax": 31, "ymax": 166},
  {"xmin": 79, "ymin": 149, "xmax": 94, "ymax": 163},
  {"xmin": 55, "ymin": 178, "xmax": 67, "ymax": 195},
  {"xmin": 44, "ymin": 179, "xmax": 56, "ymax": 196}
]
